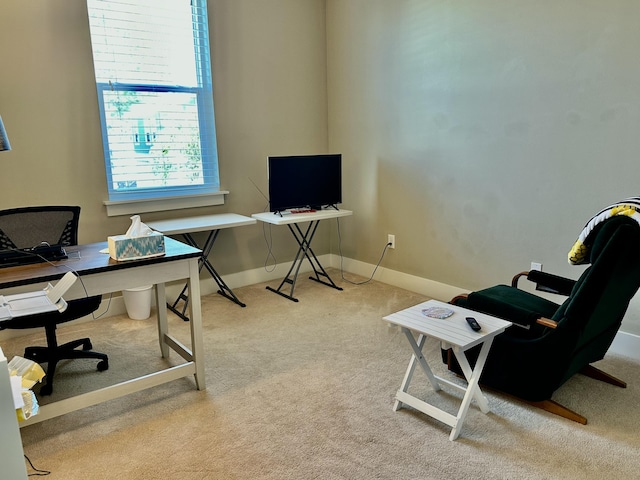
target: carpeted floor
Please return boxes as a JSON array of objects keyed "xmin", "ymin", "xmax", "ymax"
[{"xmin": 5, "ymin": 271, "xmax": 640, "ymax": 479}]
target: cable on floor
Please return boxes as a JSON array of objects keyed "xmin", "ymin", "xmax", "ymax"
[
  {"xmin": 24, "ymin": 454, "xmax": 51, "ymax": 476},
  {"xmin": 336, "ymin": 218, "xmax": 391, "ymax": 285}
]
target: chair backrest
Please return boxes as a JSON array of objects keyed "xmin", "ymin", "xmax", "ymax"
[
  {"xmin": 0, "ymin": 206, "xmax": 81, "ymax": 249},
  {"xmin": 553, "ymin": 215, "xmax": 640, "ymax": 381}
]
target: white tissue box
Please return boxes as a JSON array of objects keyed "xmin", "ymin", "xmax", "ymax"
[{"xmin": 107, "ymin": 232, "xmax": 165, "ymax": 261}]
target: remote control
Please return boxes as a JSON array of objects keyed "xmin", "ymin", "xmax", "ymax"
[{"xmin": 465, "ymin": 316, "xmax": 481, "ymax": 332}]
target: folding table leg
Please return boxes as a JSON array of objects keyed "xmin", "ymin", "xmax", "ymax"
[
  {"xmin": 448, "ymin": 338, "xmax": 494, "ymax": 440},
  {"xmin": 168, "ymin": 230, "xmax": 246, "ymax": 320},
  {"xmin": 393, "ymin": 331, "xmax": 441, "ymax": 411},
  {"xmin": 197, "ymin": 232, "xmax": 247, "ymax": 307},
  {"xmin": 291, "ymin": 223, "xmax": 343, "ymax": 291}
]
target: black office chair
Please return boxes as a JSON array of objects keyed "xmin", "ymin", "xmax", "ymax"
[{"xmin": 0, "ymin": 206, "xmax": 108, "ymax": 395}]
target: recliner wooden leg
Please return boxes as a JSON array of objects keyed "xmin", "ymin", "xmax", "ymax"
[
  {"xmin": 580, "ymin": 364, "xmax": 627, "ymax": 388},
  {"xmin": 526, "ymin": 399, "xmax": 588, "ymax": 425}
]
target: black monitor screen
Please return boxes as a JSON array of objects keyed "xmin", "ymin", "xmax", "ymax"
[{"xmin": 268, "ymin": 154, "xmax": 342, "ymax": 213}]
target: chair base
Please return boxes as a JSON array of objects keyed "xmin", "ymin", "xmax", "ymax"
[
  {"xmin": 444, "ymin": 348, "xmax": 625, "ymax": 424},
  {"xmin": 509, "ymin": 364, "xmax": 627, "ymax": 424},
  {"xmin": 580, "ymin": 364, "xmax": 627, "ymax": 388},
  {"xmin": 525, "ymin": 399, "xmax": 587, "ymax": 425},
  {"xmin": 24, "ymin": 337, "xmax": 109, "ymax": 396}
]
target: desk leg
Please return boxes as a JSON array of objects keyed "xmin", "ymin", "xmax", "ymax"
[
  {"xmin": 155, "ymin": 282, "xmax": 170, "ymax": 359},
  {"xmin": 167, "ymin": 285, "xmax": 191, "ymax": 321},
  {"xmin": 187, "ymin": 257, "xmax": 206, "ymax": 390},
  {"xmin": 448, "ymin": 339, "xmax": 493, "ymax": 441}
]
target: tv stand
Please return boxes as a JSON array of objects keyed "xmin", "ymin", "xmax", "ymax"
[{"xmin": 252, "ymin": 209, "xmax": 353, "ymax": 302}]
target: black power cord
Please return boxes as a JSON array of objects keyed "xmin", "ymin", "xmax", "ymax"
[
  {"xmin": 6, "ymin": 246, "xmax": 114, "ymax": 320},
  {"xmin": 24, "ymin": 454, "xmax": 51, "ymax": 476},
  {"xmin": 336, "ymin": 218, "xmax": 392, "ymax": 285},
  {"xmin": 257, "ymin": 214, "xmax": 392, "ymax": 284}
]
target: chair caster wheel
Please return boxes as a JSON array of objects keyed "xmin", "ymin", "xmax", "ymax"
[
  {"xmin": 39, "ymin": 383, "xmax": 53, "ymax": 396},
  {"xmin": 97, "ymin": 360, "xmax": 109, "ymax": 372}
]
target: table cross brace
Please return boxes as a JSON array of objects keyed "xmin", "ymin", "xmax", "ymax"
[
  {"xmin": 266, "ymin": 220, "xmax": 343, "ymax": 302},
  {"xmin": 393, "ymin": 327, "xmax": 494, "ymax": 440},
  {"xmin": 169, "ymin": 230, "xmax": 246, "ymax": 321}
]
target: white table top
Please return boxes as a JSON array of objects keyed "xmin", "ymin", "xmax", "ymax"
[
  {"xmin": 383, "ymin": 299, "xmax": 512, "ymax": 349},
  {"xmin": 252, "ymin": 208, "xmax": 353, "ymax": 225},
  {"xmin": 147, "ymin": 213, "xmax": 256, "ymax": 235}
]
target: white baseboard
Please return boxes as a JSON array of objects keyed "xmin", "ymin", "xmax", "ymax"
[
  {"xmin": 327, "ymin": 254, "xmax": 470, "ymax": 301},
  {"xmin": 3, "ymin": 253, "xmax": 639, "ymax": 363},
  {"xmin": 327, "ymin": 254, "xmax": 640, "ymax": 363},
  {"xmin": 0, "ymin": 257, "xmax": 322, "ymax": 342},
  {"xmin": 609, "ymin": 331, "xmax": 640, "ymax": 361}
]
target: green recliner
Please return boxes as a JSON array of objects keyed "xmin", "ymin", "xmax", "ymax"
[{"xmin": 446, "ymin": 214, "xmax": 640, "ymax": 424}]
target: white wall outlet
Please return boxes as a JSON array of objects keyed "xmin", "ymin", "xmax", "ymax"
[
  {"xmin": 387, "ymin": 234, "xmax": 396, "ymax": 249},
  {"xmin": 531, "ymin": 262, "xmax": 542, "ymax": 271}
]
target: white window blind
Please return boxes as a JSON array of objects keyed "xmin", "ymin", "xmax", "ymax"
[{"xmin": 87, "ymin": 0, "xmax": 220, "ymax": 203}]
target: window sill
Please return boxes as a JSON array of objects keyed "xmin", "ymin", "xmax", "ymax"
[{"xmin": 104, "ymin": 191, "xmax": 229, "ymax": 217}]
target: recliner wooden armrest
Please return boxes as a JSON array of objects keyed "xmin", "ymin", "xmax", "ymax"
[
  {"xmin": 512, "ymin": 270, "xmax": 576, "ymax": 296},
  {"xmin": 536, "ymin": 317, "xmax": 558, "ymax": 329}
]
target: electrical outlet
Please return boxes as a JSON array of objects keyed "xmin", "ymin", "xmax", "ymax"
[
  {"xmin": 531, "ymin": 262, "xmax": 542, "ymax": 271},
  {"xmin": 388, "ymin": 234, "xmax": 396, "ymax": 249}
]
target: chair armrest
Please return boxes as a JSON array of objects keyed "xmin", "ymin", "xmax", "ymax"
[
  {"xmin": 511, "ymin": 271, "xmax": 530, "ymax": 287},
  {"xmin": 462, "ymin": 288, "xmax": 551, "ymax": 328},
  {"xmin": 454, "ymin": 295, "xmax": 560, "ymax": 329},
  {"xmin": 449, "ymin": 294, "xmax": 469, "ymax": 304},
  {"xmin": 536, "ymin": 317, "xmax": 558, "ymax": 329},
  {"xmin": 512, "ymin": 270, "xmax": 576, "ymax": 296}
]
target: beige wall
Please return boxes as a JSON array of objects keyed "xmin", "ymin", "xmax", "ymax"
[
  {"xmin": 0, "ymin": 0, "xmax": 330, "ymax": 277},
  {"xmin": 327, "ymin": 0, "xmax": 640, "ymax": 335},
  {"xmin": 2, "ymin": 1, "xmax": 640, "ymax": 336}
]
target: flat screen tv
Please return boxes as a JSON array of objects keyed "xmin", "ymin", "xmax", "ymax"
[{"xmin": 268, "ymin": 154, "xmax": 342, "ymax": 213}]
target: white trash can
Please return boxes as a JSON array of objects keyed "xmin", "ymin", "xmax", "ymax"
[{"xmin": 123, "ymin": 285, "xmax": 153, "ymax": 320}]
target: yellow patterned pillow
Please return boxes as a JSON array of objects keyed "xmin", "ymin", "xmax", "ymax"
[{"xmin": 568, "ymin": 199, "xmax": 640, "ymax": 265}]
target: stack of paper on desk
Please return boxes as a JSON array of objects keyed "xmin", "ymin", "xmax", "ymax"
[{"xmin": 0, "ymin": 271, "xmax": 77, "ymax": 320}]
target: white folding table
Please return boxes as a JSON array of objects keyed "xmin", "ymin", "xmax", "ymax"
[
  {"xmin": 147, "ymin": 213, "xmax": 256, "ymax": 318},
  {"xmin": 383, "ymin": 299, "xmax": 511, "ymax": 440},
  {"xmin": 252, "ymin": 209, "xmax": 352, "ymax": 302}
]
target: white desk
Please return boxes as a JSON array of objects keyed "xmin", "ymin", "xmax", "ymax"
[
  {"xmin": 383, "ymin": 299, "xmax": 511, "ymax": 440},
  {"xmin": 0, "ymin": 238, "xmax": 205, "ymax": 427},
  {"xmin": 148, "ymin": 213, "xmax": 256, "ymax": 317},
  {"xmin": 252, "ymin": 209, "xmax": 353, "ymax": 302}
]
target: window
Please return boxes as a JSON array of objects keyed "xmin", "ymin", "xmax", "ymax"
[{"xmin": 87, "ymin": 0, "xmax": 221, "ymax": 213}]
